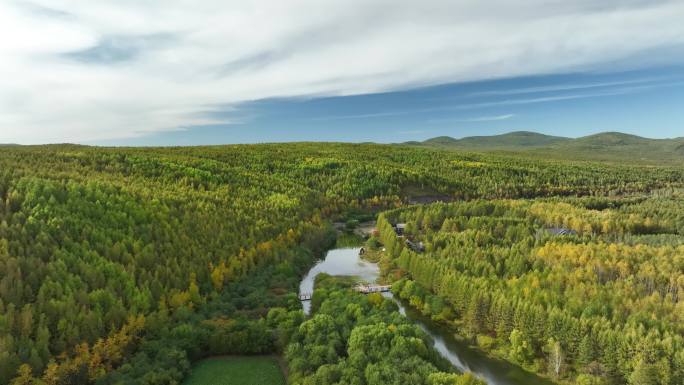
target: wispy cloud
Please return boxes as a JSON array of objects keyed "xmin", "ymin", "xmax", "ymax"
[
  {"xmin": 14, "ymin": 1, "xmax": 73, "ymax": 19},
  {"xmin": 308, "ymin": 85, "xmax": 645, "ymax": 122},
  {"xmin": 462, "ymin": 114, "xmax": 515, "ymax": 122},
  {"xmin": 469, "ymin": 77, "xmax": 670, "ymax": 97},
  {"xmin": 427, "ymin": 114, "xmax": 515, "ymax": 124},
  {"xmin": 2, "ymin": 1, "xmax": 684, "ymax": 143},
  {"xmin": 63, "ymin": 33, "xmax": 176, "ymax": 64},
  {"xmin": 308, "ymin": 110, "xmax": 423, "ymax": 121},
  {"xmin": 454, "ymin": 90, "xmax": 629, "ymax": 110}
]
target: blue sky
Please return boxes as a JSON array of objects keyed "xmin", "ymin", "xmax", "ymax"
[
  {"xmin": 104, "ymin": 66, "xmax": 684, "ymax": 145},
  {"xmin": 2, "ymin": 1, "xmax": 684, "ymax": 145}
]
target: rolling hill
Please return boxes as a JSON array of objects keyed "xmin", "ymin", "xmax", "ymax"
[
  {"xmin": 423, "ymin": 131, "xmax": 570, "ymax": 148},
  {"xmin": 412, "ymin": 131, "xmax": 684, "ymax": 163}
]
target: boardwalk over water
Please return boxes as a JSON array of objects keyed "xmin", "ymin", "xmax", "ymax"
[
  {"xmin": 355, "ymin": 284, "xmax": 392, "ymax": 294},
  {"xmin": 298, "ymin": 284, "xmax": 391, "ymax": 301},
  {"xmin": 299, "ymin": 293, "xmax": 312, "ymax": 301}
]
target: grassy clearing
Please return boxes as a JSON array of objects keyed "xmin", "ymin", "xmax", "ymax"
[
  {"xmin": 182, "ymin": 356, "xmax": 285, "ymax": 385},
  {"xmin": 335, "ymin": 231, "xmax": 365, "ymax": 247}
]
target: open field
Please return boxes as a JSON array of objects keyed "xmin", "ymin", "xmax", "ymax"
[{"xmin": 181, "ymin": 356, "xmax": 285, "ymax": 385}]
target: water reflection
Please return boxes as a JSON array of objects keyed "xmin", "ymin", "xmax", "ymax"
[{"xmin": 299, "ymin": 248, "xmax": 378, "ymax": 314}]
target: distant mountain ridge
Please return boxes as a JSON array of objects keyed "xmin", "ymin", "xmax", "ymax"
[
  {"xmin": 411, "ymin": 131, "xmax": 684, "ymax": 163},
  {"xmin": 423, "ymin": 131, "xmax": 570, "ymax": 148}
]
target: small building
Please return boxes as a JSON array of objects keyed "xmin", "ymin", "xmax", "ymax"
[
  {"xmin": 405, "ymin": 239, "xmax": 425, "ymax": 252},
  {"xmin": 547, "ymin": 227, "xmax": 577, "ymax": 236}
]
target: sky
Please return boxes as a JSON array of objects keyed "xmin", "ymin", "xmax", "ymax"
[{"xmin": 1, "ymin": 1, "xmax": 684, "ymax": 145}]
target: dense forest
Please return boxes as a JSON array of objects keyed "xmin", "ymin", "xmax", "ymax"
[
  {"xmin": 375, "ymin": 196, "xmax": 684, "ymax": 385},
  {"xmin": 285, "ymin": 274, "xmax": 484, "ymax": 385},
  {"xmin": 1, "ymin": 143, "xmax": 683, "ymax": 384}
]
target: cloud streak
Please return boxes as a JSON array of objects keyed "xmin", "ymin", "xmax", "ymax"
[
  {"xmin": 468, "ymin": 77, "xmax": 672, "ymax": 97},
  {"xmin": 2, "ymin": 1, "xmax": 684, "ymax": 143},
  {"xmin": 442, "ymin": 114, "xmax": 516, "ymax": 123},
  {"xmin": 306, "ymin": 83, "xmax": 663, "ymax": 121}
]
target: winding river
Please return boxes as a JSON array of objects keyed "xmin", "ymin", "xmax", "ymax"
[{"xmin": 299, "ymin": 247, "xmax": 556, "ymax": 385}]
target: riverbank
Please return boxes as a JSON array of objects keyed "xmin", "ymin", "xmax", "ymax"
[
  {"xmin": 291, "ymin": 256, "xmax": 476, "ymax": 384},
  {"xmin": 393, "ymin": 295, "xmax": 563, "ymax": 385},
  {"xmin": 356, "ymin": 245, "xmax": 559, "ymax": 384},
  {"xmin": 299, "ymin": 246, "xmax": 559, "ymax": 385},
  {"xmin": 356, "ymin": 235, "xmax": 565, "ymax": 384}
]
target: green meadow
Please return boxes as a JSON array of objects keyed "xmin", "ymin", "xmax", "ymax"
[{"xmin": 181, "ymin": 356, "xmax": 285, "ymax": 385}]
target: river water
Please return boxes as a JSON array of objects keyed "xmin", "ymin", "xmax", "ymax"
[{"xmin": 298, "ymin": 247, "xmax": 556, "ymax": 385}]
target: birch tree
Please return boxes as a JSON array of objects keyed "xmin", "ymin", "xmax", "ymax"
[{"xmin": 546, "ymin": 338, "xmax": 563, "ymax": 378}]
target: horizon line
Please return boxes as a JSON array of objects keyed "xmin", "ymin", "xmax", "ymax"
[{"xmin": 2, "ymin": 129, "xmax": 682, "ymax": 148}]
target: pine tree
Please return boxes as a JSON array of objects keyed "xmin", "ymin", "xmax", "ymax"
[
  {"xmin": 578, "ymin": 334, "xmax": 597, "ymax": 368},
  {"xmin": 628, "ymin": 360, "xmax": 658, "ymax": 385}
]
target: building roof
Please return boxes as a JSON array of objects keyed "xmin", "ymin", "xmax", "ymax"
[{"xmin": 547, "ymin": 227, "xmax": 577, "ymax": 236}]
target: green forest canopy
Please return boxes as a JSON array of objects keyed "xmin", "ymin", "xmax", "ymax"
[
  {"xmin": 376, "ymin": 196, "xmax": 684, "ymax": 385},
  {"xmin": 1, "ymin": 143, "xmax": 683, "ymax": 384}
]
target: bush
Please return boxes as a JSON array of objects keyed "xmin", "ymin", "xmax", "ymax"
[
  {"xmin": 576, "ymin": 374, "xmax": 607, "ymax": 385},
  {"xmin": 476, "ymin": 335, "xmax": 496, "ymax": 350},
  {"xmin": 346, "ymin": 219, "xmax": 360, "ymax": 230}
]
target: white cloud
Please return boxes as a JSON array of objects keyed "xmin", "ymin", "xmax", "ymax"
[{"xmin": 1, "ymin": 0, "xmax": 684, "ymax": 143}]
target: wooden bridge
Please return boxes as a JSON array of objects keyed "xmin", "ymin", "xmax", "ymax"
[
  {"xmin": 299, "ymin": 293, "xmax": 312, "ymax": 301},
  {"xmin": 354, "ymin": 284, "xmax": 392, "ymax": 294},
  {"xmin": 298, "ymin": 285, "xmax": 391, "ymax": 301}
]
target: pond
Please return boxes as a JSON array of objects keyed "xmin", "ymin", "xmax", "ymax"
[
  {"xmin": 298, "ymin": 247, "xmax": 556, "ymax": 385},
  {"xmin": 298, "ymin": 247, "xmax": 380, "ymax": 314}
]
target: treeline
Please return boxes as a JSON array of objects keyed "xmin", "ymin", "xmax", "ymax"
[
  {"xmin": 375, "ymin": 198, "xmax": 684, "ymax": 385},
  {"xmin": 285, "ymin": 274, "xmax": 485, "ymax": 385}
]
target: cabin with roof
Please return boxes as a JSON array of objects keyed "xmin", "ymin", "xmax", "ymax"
[
  {"xmin": 547, "ymin": 227, "xmax": 577, "ymax": 236},
  {"xmin": 405, "ymin": 239, "xmax": 425, "ymax": 252}
]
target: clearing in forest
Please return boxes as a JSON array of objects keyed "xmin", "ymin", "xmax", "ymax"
[{"xmin": 181, "ymin": 356, "xmax": 285, "ymax": 385}]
